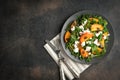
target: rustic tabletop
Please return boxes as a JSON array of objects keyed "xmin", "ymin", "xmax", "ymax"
[{"xmin": 0, "ymin": 0, "xmax": 120, "ymax": 80}]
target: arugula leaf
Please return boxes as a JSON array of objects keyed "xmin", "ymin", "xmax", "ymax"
[
  {"xmin": 98, "ymin": 33, "xmax": 103, "ymax": 41},
  {"xmin": 103, "ymin": 26, "xmax": 108, "ymax": 32},
  {"xmin": 65, "ymin": 22, "xmax": 72, "ymax": 31},
  {"xmin": 85, "ymin": 20, "xmax": 91, "ymax": 29},
  {"xmin": 79, "ymin": 55, "xmax": 83, "ymax": 60},
  {"xmin": 91, "ymin": 44, "xmax": 97, "ymax": 53},
  {"xmin": 85, "ymin": 56, "xmax": 92, "ymax": 62}
]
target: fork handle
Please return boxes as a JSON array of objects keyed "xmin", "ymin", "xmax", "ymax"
[{"xmin": 59, "ymin": 60, "xmax": 66, "ymax": 80}]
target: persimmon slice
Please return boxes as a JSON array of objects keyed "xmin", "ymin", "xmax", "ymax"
[
  {"xmin": 100, "ymin": 38, "xmax": 105, "ymax": 47},
  {"xmin": 91, "ymin": 24, "xmax": 103, "ymax": 31},
  {"xmin": 89, "ymin": 18, "xmax": 99, "ymax": 22},
  {"xmin": 80, "ymin": 33, "xmax": 93, "ymax": 43},
  {"xmin": 64, "ymin": 31, "xmax": 71, "ymax": 42},
  {"xmin": 80, "ymin": 48, "xmax": 89, "ymax": 58}
]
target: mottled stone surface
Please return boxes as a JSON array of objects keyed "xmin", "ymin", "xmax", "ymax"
[{"xmin": 0, "ymin": 0, "xmax": 120, "ymax": 80}]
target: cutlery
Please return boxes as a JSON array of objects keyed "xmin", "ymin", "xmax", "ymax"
[
  {"xmin": 45, "ymin": 40, "xmax": 79, "ymax": 79},
  {"xmin": 45, "ymin": 40, "xmax": 66, "ymax": 80},
  {"xmin": 58, "ymin": 53, "xmax": 66, "ymax": 80}
]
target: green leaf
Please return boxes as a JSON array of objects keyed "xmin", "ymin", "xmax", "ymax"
[
  {"xmin": 91, "ymin": 44, "xmax": 97, "ymax": 53},
  {"xmin": 98, "ymin": 33, "xmax": 103, "ymax": 41},
  {"xmin": 65, "ymin": 23, "xmax": 71, "ymax": 31},
  {"xmin": 85, "ymin": 56, "xmax": 92, "ymax": 62},
  {"xmin": 103, "ymin": 26, "xmax": 108, "ymax": 32}
]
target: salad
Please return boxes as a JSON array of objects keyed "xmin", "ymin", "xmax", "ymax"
[{"xmin": 64, "ymin": 14, "xmax": 110, "ymax": 62}]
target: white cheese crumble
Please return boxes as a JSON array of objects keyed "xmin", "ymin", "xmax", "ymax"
[
  {"xmin": 71, "ymin": 26, "xmax": 75, "ymax": 31},
  {"xmin": 77, "ymin": 37, "xmax": 80, "ymax": 39},
  {"xmin": 99, "ymin": 31, "xmax": 102, "ymax": 34},
  {"xmin": 75, "ymin": 41, "xmax": 79, "ymax": 44},
  {"xmin": 94, "ymin": 39, "xmax": 100, "ymax": 46},
  {"xmin": 79, "ymin": 20, "xmax": 87, "ymax": 31},
  {"xmin": 83, "ymin": 29, "xmax": 90, "ymax": 33},
  {"xmin": 95, "ymin": 31, "xmax": 102, "ymax": 37},
  {"xmin": 82, "ymin": 20, "xmax": 87, "ymax": 26},
  {"xmin": 85, "ymin": 46, "xmax": 91, "ymax": 52},
  {"xmin": 95, "ymin": 33, "xmax": 100, "ymax": 37},
  {"xmin": 88, "ymin": 52, "xmax": 91, "ymax": 55},
  {"xmin": 79, "ymin": 25, "xmax": 84, "ymax": 31},
  {"xmin": 103, "ymin": 32, "xmax": 110, "ymax": 40},
  {"xmin": 74, "ymin": 44, "xmax": 78, "ymax": 48},
  {"xmin": 78, "ymin": 20, "xmax": 88, "ymax": 35},
  {"xmin": 74, "ymin": 41, "xmax": 79, "ymax": 48},
  {"xmin": 81, "ymin": 42, "xmax": 85, "ymax": 47},
  {"xmin": 79, "ymin": 32, "xmax": 83, "ymax": 35},
  {"xmin": 103, "ymin": 36, "xmax": 107, "ymax": 40},
  {"xmin": 103, "ymin": 33, "xmax": 110, "ymax": 40},
  {"xmin": 86, "ymin": 41, "xmax": 92, "ymax": 44},
  {"xmin": 79, "ymin": 29, "xmax": 90, "ymax": 35},
  {"xmin": 74, "ymin": 48, "xmax": 79, "ymax": 53}
]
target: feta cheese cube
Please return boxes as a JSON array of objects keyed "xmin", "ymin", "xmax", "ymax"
[
  {"xmin": 79, "ymin": 32, "xmax": 83, "ymax": 35},
  {"xmin": 95, "ymin": 33, "xmax": 100, "ymax": 37},
  {"xmin": 94, "ymin": 39, "xmax": 100, "ymax": 46},
  {"xmin": 71, "ymin": 26, "xmax": 75, "ymax": 31},
  {"xmin": 86, "ymin": 46, "xmax": 91, "ymax": 52},
  {"xmin": 86, "ymin": 41, "xmax": 91, "ymax": 44},
  {"xmin": 74, "ymin": 48, "xmax": 79, "ymax": 53},
  {"xmin": 82, "ymin": 20, "xmax": 87, "ymax": 26},
  {"xmin": 95, "ymin": 31, "xmax": 103, "ymax": 37},
  {"xmin": 103, "ymin": 36, "xmax": 107, "ymax": 40},
  {"xmin": 81, "ymin": 42, "xmax": 85, "ymax": 47},
  {"xmin": 77, "ymin": 37, "xmax": 80, "ymax": 39},
  {"xmin": 108, "ymin": 34, "xmax": 110, "ymax": 36},
  {"xmin": 74, "ymin": 44, "xmax": 78, "ymax": 48},
  {"xmin": 75, "ymin": 41, "xmax": 79, "ymax": 44},
  {"xmin": 88, "ymin": 52, "xmax": 91, "ymax": 55},
  {"xmin": 74, "ymin": 41, "xmax": 79, "ymax": 48},
  {"xmin": 79, "ymin": 25, "xmax": 84, "ymax": 29},
  {"xmin": 79, "ymin": 25, "xmax": 84, "ymax": 31},
  {"xmin": 83, "ymin": 29, "xmax": 90, "ymax": 33}
]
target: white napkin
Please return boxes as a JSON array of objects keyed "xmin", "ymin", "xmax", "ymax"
[{"xmin": 44, "ymin": 34, "xmax": 91, "ymax": 80}]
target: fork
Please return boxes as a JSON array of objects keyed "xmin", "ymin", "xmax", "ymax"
[{"xmin": 45, "ymin": 40, "xmax": 66, "ymax": 80}]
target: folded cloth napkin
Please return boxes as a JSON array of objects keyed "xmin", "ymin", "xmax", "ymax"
[{"xmin": 44, "ymin": 34, "xmax": 91, "ymax": 80}]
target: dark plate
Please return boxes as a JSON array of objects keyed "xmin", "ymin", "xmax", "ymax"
[{"xmin": 60, "ymin": 10, "xmax": 114, "ymax": 64}]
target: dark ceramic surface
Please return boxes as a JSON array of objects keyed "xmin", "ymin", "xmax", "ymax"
[{"xmin": 0, "ymin": 0, "xmax": 120, "ymax": 80}]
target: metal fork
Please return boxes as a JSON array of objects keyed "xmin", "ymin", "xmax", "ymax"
[{"xmin": 45, "ymin": 40, "xmax": 66, "ymax": 80}]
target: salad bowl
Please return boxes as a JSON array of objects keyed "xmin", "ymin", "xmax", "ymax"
[{"xmin": 60, "ymin": 10, "xmax": 114, "ymax": 64}]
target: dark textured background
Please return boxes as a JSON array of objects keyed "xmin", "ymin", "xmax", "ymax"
[{"xmin": 0, "ymin": 0, "xmax": 120, "ymax": 80}]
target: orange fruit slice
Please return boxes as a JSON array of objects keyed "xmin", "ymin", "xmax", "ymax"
[
  {"xmin": 80, "ymin": 33, "xmax": 93, "ymax": 43},
  {"xmin": 64, "ymin": 31, "xmax": 71, "ymax": 42},
  {"xmin": 80, "ymin": 48, "xmax": 89, "ymax": 58},
  {"xmin": 91, "ymin": 24, "xmax": 103, "ymax": 31}
]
